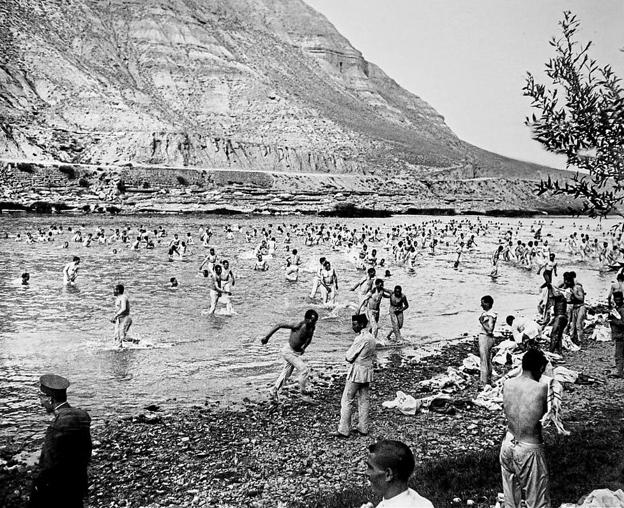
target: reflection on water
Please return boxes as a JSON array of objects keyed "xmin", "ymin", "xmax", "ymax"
[{"xmin": 0, "ymin": 214, "xmax": 613, "ymax": 441}]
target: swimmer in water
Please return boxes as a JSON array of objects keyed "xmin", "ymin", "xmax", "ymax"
[
  {"xmin": 285, "ymin": 258, "xmax": 299, "ymax": 282},
  {"xmin": 21, "ymin": 272, "xmax": 30, "ymax": 286},
  {"xmin": 205, "ymin": 265, "xmax": 231, "ymax": 314},
  {"xmin": 63, "ymin": 256, "xmax": 80, "ymax": 285},
  {"xmin": 170, "ymin": 277, "xmax": 178, "ymax": 288},
  {"xmin": 110, "ymin": 284, "xmax": 132, "ymax": 348},
  {"xmin": 220, "ymin": 260, "xmax": 235, "ymax": 314},
  {"xmin": 386, "ymin": 285, "xmax": 409, "ymax": 342},
  {"xmin": 254, "ymin": 254, "xmax": 269, "ymax": 271}
]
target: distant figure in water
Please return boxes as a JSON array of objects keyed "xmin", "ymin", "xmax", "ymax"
[
  {"xmin": 254, "ymin": 254, "xmax": 269, "ymax": 271},
  {"xmin": 386, "ymin": 285, "xmax": 409, "ymax": 342},
  {"xmin": 491, "ymin": 245, "xmax": 504, "ymax": 277},
  {"xmin": 170, "ymin": 277, "xmax": 178, "ymax": 288},
  {"xmin": 21, "ymin": 272, "xmax": 30, "ymax": 286},
  {"xmin": 285, "ymin": 258, "xmax": 299, "ymax": 281},
  {"xmin": 63, "ymin": 256, "xmax": 80, "ymax": 285},
  {"xmin": 110, "ymin": 284, "xmax": 132, "ymax": 348}
]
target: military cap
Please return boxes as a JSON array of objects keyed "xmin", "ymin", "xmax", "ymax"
[{"xmin": 39, "ymin": 374, "xmax": 70, "ymax": 395}]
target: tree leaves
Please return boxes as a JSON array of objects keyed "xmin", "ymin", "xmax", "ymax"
[{"xmin": 523, "ymin": 11, "xmax": 624, "ymax": 216}]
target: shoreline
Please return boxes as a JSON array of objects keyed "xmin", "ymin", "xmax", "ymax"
[
  {"xmin": 0, "ymin": 201, "xmax": 579, "ymax": 218},
  {"xmin": 2, "ymin": 327, "xmax": 623, "ymax": 508}
]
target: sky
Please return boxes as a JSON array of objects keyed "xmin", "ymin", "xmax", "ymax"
[{"xmin": 305, "ymin": 0, "xmax": 624, "ymax": 169}]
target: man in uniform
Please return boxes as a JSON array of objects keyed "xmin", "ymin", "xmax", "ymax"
[{"xmin": 30, "ymin": 374, "xmax": 92, "ymax": 508}]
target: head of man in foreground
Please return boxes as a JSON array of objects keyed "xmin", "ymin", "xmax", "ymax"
[{"xmin": 365, "ymin": 440, "xmax": 433, "ymax": 507}]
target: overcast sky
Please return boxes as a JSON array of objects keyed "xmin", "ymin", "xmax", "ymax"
[{"xmin": 305, "ymin": 0, "xmax": 624, "ymax": 169}]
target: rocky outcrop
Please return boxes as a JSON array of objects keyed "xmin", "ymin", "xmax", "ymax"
[
  {"xmin": 1, "ymin": 0, "xmax": 569, "ymax": 186},
  {"xmin": 0, "ymin": 161, "xmax": 582, "ymax": 216}
]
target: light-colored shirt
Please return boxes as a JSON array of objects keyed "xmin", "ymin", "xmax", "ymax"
[
  {"xmin": 479, "ymin": 309, "xmax": 497, "ymax": 337},
  {"xmin": 345, "ymin": 330, "xmax": 376, "ymax": 383},
  {"xmin": 376, "ymin": 488, "xmax": 434, "ymax": 508},
  {"xmin": 511, "ymin": 317, "xmax": 540, "ymax": 342}
]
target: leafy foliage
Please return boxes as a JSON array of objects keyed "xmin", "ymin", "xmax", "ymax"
[{"xmin": 524, "ymin": 11, "xmax": 624, "ymax": 216}]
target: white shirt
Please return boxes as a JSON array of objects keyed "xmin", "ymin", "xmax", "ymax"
[
  {"xmin": 377, "ymin": 488, "xmax": 434, "ymax": 508},
  {"xmin": 511, "ymin": 317, "xmax": 541, "ymax": 342}
]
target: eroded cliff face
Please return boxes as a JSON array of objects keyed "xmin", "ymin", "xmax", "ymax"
[
  {"xmin": 0, "ymin": 0, "xmax": 578, "ymax": 215},
  {"xmin": 1, "ymin": 0, "xmax": 554, "ymax": 171}
]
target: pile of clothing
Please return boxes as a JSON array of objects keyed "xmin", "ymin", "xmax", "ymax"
[{"xmin": 559, "ymin": 488, "xmax": 624, "ymax": 508}]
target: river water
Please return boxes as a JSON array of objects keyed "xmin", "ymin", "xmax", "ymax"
[{"xmin": 0, "ymin": 214, "xmax": 615, "ymax": 443}]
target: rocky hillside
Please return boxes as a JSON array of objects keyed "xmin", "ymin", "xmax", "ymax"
[{"xmin": 0, "ymin": 0, "xmax": 576, "ymax": 213}]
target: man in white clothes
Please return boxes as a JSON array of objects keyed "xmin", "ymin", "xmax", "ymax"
[{"xmin": 360, "ymin": 440, "xmax": 434, "ymax": 508}]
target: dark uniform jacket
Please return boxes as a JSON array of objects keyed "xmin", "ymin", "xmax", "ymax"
[{"xmin": 30, "ymin": 404, "xmax": 92, "ymax": 508}]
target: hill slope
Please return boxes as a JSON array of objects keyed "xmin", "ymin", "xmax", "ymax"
[{"xmin": 1, "ymin": 0, "xmax": 559, "ymax": 176}]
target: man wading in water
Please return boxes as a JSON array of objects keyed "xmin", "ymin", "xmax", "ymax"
[{"xmin": 262, "ymin": 309, "xmax": 319, "ymax": 401}]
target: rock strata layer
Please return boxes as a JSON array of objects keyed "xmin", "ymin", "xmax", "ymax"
[{"xmin": 0, "ymin": 161, "xmax": 582, "ymax": 216}]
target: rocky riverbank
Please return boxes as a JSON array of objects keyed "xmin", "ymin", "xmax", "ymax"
[
  {"xmin": 0, "ymin": 160, "xmax": 583, "ymax": 217},
  {"xmin": 2, "ymin": 326, "xmax": 623, "ymax": 508}
]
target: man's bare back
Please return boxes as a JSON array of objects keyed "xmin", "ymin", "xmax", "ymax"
[{"xmin": 503, "ymin": 376, "xmax": 547, "ymax": 444}]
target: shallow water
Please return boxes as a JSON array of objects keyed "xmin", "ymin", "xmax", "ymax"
[{"xmin": 0, "ymin": 214, "xmax": 615, "ymax": 442}]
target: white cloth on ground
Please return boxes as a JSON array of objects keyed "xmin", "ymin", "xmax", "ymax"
[
  {"xmin": 559, "ymin": 488, "xmax": 624, "ymax": 508},
  {"xmin": 417, "ymin": 367, "xmax": 468, "ymax": 392},
  {"xmin": 382, "ymin": 391, "xmax": 421, "ymax": 415}
]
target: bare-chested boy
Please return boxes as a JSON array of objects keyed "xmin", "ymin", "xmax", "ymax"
[
  {"xmin": 500, "ymin": 348, "xmax": 550, "ymax": 508},
  {"xmin": 358, "ymin": 279, "xmax": 391, "ymax": 339},
  {"xmin": 386, "ymin": 285, "xmax": 409, "ymax": 342},
  {"xmin": 63, "ymin": 256, "xmax": 80, "ymax": 285},
  {"xmin": 262, "ymin": 309, "xmax": 319, "ymax": 400},
  {"xmin": 110, "ymin": 284, "xmax": 132, "ymax": 348}
]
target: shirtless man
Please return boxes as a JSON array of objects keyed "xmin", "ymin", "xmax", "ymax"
[
  {"xmin": 319, "ymin": 260, "xmax": 338, "ymax": 305},
  {"xmin": 500, "ymin": 348, "xmax": 550, "ymax": 508},
  {"xmin": 262, "ymin": 309, "xmax": 319, "ymax": 400},
  {"xmin": 358, "ymin": 279, "xmax": 391, "ymax": 339},
  {"xmin": 285, "ymin": 259, "xmax": 299, "ymax": 281},
  {"xmin": 386, "ymin": 286, "xmax": 409, "ymax": 342},
  {"xmin": 110, "ymin": 284, "xmax": 132, "ymax": 348},
  {"xmin": 199, "ymin": 248, "xmax": 218, "ymax": 272},
  {"xmin": 254, "ymin": 254, "xmax": 269, "ymax": 271},
  {"xmin": 607, "ymin": 273, "xmax": 624, "ymax": 308},
  {"xmin": 63, "ymin": 256, "xmax": 80, "ymax": 285},
  {"xmin": 205, "ymin": 265, "xmax": 231, "ymax": 314},
  {"xmin": 220, "ymin": 260, "xmax": 235, "ymax": 313},
  {"xmin": 351, "ymin": 268, "xmax": 376, "ymax": 307},
  {"xmin": 309, "ymin": 257, "xmax": 326, "ymax": 299}
]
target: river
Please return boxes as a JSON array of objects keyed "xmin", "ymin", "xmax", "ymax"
[{"xmin": 0, "ymin": 214, "xmax": 615, "ymax": 443}]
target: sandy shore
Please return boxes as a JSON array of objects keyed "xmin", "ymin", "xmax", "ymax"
[{"xmin": 2, "ymin": 325, "xmax": 624, "ymax": 507}]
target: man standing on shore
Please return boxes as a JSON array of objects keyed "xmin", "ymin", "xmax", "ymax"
[
  {"xmin": 478, "ymin": 295, "xmax": 497, "ymax": 386},
  {"xmin": 563, "ymin": 271, "xmax": 586, "ymax": 345},
  {"xmin": 500, "ymin": 349, "xmax": 550, "ymax": 508},
  {"xmin": 334, "ymin": 313, "xmax": 375, "ymax": 438},
  {"xmin": 30, "ymin": 374, "xmax": 92, "ymax": 508},
  {"xmin": 111, "ymin": 284, "xmax": 132, "ymax": 347},
  {"xmin": 360, "ymin": 440, "xmax": 434, "ymax": 508},
  {"xmin": 262, "ymin": 309, "xmax": 319, "ymax": 400},
  {"xmin": 608, "ymin": 291, "xmax": 624, "ymax": 378}
]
